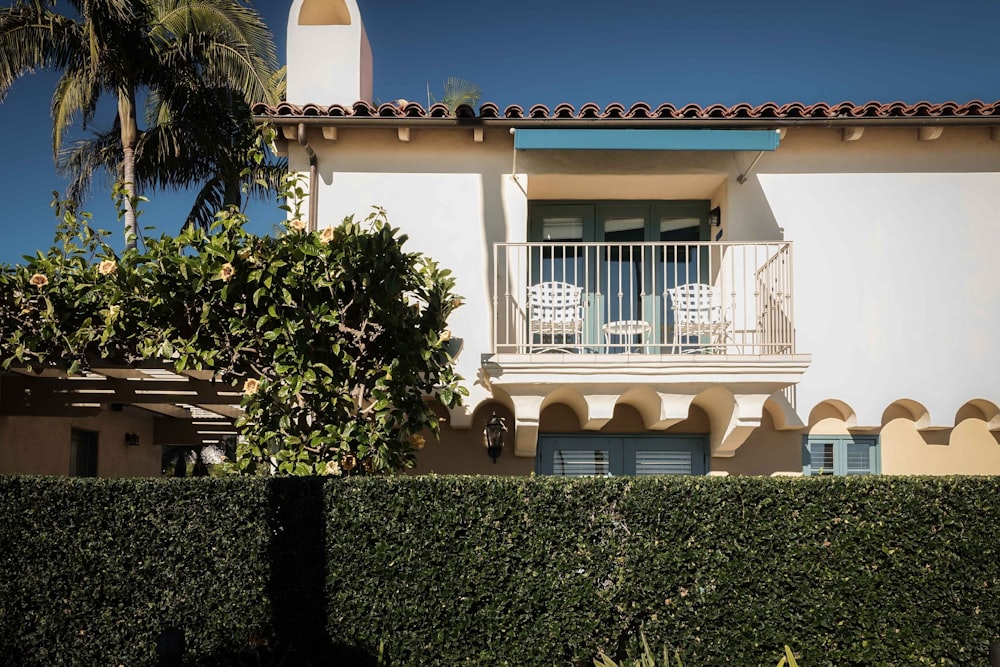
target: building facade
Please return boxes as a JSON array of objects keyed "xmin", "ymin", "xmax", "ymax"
[
  {"xmin": 260, "ymin": 0, "xmax": 1000, "ymax": 477},
  {"xmin": 3, "ymin": 0, "xmax": 998, "ymax": 478}
]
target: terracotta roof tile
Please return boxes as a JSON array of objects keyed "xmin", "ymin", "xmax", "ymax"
[
  {"xmin": 553, "ymin": 103, "xmax": 576, "ymax": 118},
  {"xmin": 479, "ymin": 102, "xmax": 500, "ymax": 118},
  {"xmin": 603, "ymin": 102, "xmax": 626, "ymax": 118},
  {"xmin": 528, "ymin": 104, "xmax": 550, "ymax": 118},
  {"xmin": 251, "ymin": 100, "xmax": 1000, "ymax": 123}
]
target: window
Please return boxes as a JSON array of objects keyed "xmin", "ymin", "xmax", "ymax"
[
  {"xmin": 70, "ymin": 429, "xmax": 98, "ymax": 477},
  {"xmin": 537, "ymin": 435, "xmax": 707, "ymax": 476},
  {"xmin": 802, "ymin": 436, "xmax": 879, "ymax": 476}
]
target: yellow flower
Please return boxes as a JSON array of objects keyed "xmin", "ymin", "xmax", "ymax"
[
  {"xmin": 220, "ymin": 263, "xmax": 235, "ymax": 282},
  {"xmin": 410, "ymin": 434, "xmax": 425, "ymax": 450},
  {"xmin": 319, "ymin": 227, "xmax": 335, "ymax": 244},
  {"xmin": 28, "ymin": 273, "xmax": 48, "ymax": 288},
  {"xmin": 289, "ymin": 219, "xmax": 306, "ymax": 232},
  {"xmin": 440, "ymin": 330, "xmax": 452, "ymax": 342},
  {"xmin": 324, "ymin": 460, "xmax": 341, "ymax": 476},
  {"xmin": 342, "ymin": 454, "xmax": 357, "ymax": 472},
  {"xmin": 242, "ymin": 378, "xmax": 260, "ymax": 396},
  {"xmin": 97, "ymin": 260, "xmax": 116, "ymax": 275}
]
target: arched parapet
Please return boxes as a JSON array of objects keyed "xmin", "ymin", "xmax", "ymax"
[
  {"xmin": 807, "ymin": 399, "xmax": 857, "ymax": 429},
  {"xmin": 956, "ymin": 399, "xmax": 1000, "ymax": 431},
  {"xmin": 882, "ymin": 398, "xmax": 933, "ymax": 431}
]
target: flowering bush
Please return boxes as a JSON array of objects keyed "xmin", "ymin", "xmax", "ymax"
[{"xmin": 0, "ymin": 203, "xmax": 466, "ymax": 475}]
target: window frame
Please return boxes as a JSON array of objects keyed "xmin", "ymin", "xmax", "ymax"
[{"xmin": 801, "ymin": 435, "xmax": 880, "ymax": 476}]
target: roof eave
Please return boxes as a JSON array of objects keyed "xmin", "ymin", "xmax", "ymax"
[{"xmin": 253, "ymin": 115, "xmax": 1000, "ymax": 129}]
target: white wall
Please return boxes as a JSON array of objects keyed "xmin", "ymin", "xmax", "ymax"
[
  {"xmin": 760, "ymin": 170, "xmax": 1000, "ymax": 427},
  {"xmin": 287, "ymin": 124, "xmax": 1000, "ymax": 428}
]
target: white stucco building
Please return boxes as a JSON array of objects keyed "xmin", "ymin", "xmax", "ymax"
[
  {"xmin": 3, "ymin": 0, "xmax": 997, "ymax": 478},
  {"xmin": 256, "ymin": 0, "xmax": 1000, "ymax": 477}
]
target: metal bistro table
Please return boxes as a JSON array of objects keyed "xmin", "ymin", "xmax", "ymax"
[{"xmin": 602, "ymin": 319, "xmax": 652, "ymax": 353}]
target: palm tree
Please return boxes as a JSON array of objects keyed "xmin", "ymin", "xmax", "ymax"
[
  {"xmin": 0, "ymin": 0, "xmax": 278, "ymax": 248},
  {"xmin": 61, "ymin": 73, "xmax": 287, "ymax": 230}
]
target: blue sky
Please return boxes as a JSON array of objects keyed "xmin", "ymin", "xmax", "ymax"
[{"xmin": 1, "ymin": 0, "xmax": 998, "ymax": 264}]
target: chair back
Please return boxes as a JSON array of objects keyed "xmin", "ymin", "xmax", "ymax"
[
  {"xmin": 529, "ymin": 281, "xmax": 584, "ymax": 323},
  {"xmin": 668, "ymin": 283, "xmax": 722, "ymax": 324}
]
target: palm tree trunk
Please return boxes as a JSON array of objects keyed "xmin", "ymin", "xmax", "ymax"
[{"xmin": 118, "ymin": 89, "xmax": 139, "ymax": 250}]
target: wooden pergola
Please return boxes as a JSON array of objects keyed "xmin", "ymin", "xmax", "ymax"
[{"xmin": 0, "ymin": 365, "xmax": 242, "ymax": 447}]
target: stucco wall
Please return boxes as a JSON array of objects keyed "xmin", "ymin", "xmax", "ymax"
[
  {"xmin": 0, "ymin": 407, "xmax": 160, "ymax": 477},
  {"xmin": 286, "ymin": 123, "xmax": 1000, "ymax": 473}
]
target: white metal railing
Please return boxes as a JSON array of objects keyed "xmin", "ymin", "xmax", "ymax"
[{"xmin": 492, "ymin": 241, "xmax": 794, "ymax": 355}]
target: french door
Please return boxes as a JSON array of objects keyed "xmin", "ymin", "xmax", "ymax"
[{"xmin": 529, "ymin": 201, "xmax": 711, "ymax": 348}]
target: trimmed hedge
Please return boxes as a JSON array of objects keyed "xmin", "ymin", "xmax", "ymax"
[{"xmin": 1, "ymin": 475, "xmax": 999, "ymax": 665}]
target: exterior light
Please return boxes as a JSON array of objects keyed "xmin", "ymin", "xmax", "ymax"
[
  {"xmin": 125, "ymin": 432, "xmax": 140, "ymax": 447},
  {"xmin": 483, "ymin": 412, "xmax": 507, "ymax": 463}
]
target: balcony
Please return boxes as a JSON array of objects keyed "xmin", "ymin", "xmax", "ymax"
[
  {"xmin": 482, "ymin": 241, "xmax": 811, "ymax": 459},
  {"xmin": 492, "ymin": 241, "xmax": 796, "ymax": 356}
]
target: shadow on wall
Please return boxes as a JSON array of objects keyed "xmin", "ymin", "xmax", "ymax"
[{"xmin": 481, "ymin": 171, "xmax": 509, "ymax": 358}]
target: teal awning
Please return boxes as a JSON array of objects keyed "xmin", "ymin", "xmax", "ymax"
[{"xmin": 513, "ymin": 129, "xmax": 780, "ymax": 151}]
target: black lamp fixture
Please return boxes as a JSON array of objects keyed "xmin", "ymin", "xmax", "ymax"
[
  {"xmin": 125, "ymin": 432, "xmax": 140, "ymax": 447},
  {"xmin": 483, "ymin": 412, "xmax": 507, "ymax": 463}
]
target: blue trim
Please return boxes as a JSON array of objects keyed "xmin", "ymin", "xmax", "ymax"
[{"xmin": 514, "ymin": 129, "xmax": 780, "ymax": 151}]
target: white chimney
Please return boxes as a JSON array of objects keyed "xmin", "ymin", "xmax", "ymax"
[{"xmin": 286, "ymin": 0, "xmax": 373, "ymax": 106}]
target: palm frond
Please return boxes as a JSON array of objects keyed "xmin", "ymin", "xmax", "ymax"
[
  {"xmin": 0, "ymin": 4, "xmax": 85, "ymax": 98},
  {"xmin": 440, "ymin": 76, "xmax": 482, "ymax": 112},
  {"xmin": 59, "ymin": 124, "xmax": 123, "ymax": 203},
  {"xmin": 149, "ymin": 0, "xmax": 278, "ymax": 105}
]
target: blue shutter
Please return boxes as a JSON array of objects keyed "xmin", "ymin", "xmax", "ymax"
[{"xmin": 803, "ymin": 436, "xmax": 880, "ymax": 476}]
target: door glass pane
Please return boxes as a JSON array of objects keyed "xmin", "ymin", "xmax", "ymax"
[
  {"xmin": 808, "ymin": 442, "xmax": 835, "ymax": 475},
  {"xmin": 658, "ymin": 216, "xmax": 701, "ymax": 282},
  {"xmin": 542, "ymin": 217, "xmax": 584, "ymax": 241},
  {"xmin": 845, "ymin": 442, "xmax": 872, "ymax": 475},
  {"xmin": 552, "ymin": 449, "xmax": 610, "ymax": 477},
  {"xmin": 602, "ymin": 215, "xmax": 646, "ymax": 326},
  {"xmin": 538, "ymin": 216, "xmax": 585, "ymax": 285},
  {"xmin": 634, "ymin": 450, "xmax": 692, "ymax": 475}
]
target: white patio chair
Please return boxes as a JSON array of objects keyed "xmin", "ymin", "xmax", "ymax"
[
  {"xmin": 667, "ymin": 283, "xmax": 731, "ymax": 353},
  {"xmin": 528, "ymin": 281, "xmax": 585, "ymax": 352}
]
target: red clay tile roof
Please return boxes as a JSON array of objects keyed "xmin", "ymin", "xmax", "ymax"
[{"xmin": 252, "ymin": 100, "xmax": 1000, "ymax": 123}]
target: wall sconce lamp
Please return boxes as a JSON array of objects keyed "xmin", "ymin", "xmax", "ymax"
[
  {"xmin": 125, "ymin": 432, "xmax": 140, "ymax": 447},
  {"xmin": 483, "ymin": 412, "xmax": 507, "ymax": 463},
  {"xmin": 709, "ymin": 212, "xmax": 721, "ymax": 227}
]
